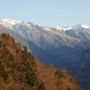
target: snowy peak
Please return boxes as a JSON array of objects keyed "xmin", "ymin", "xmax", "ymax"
[
  {"xmin": 0, "ymin": 18, "xmax": 33, "ymax": 30},
  {"xmin": 0, "ymin": 18, "xmax": 90, "ymax": 32},
  {"xmin": 0, "ymin": 18, "xmax": 19, "ymax": 24},
  {"xmin": 81, "ymin": 24, "xmax": 90, "ymax": 29},
  {"xmin": 0, "ymin": 18, "xmax": 37, "ymax": 30},
  {"xmin": 56, "ymin": 24, "xmax": 90, "ymax": 31},
  {"xmin": 56, "ymin": 26, "xmax": 72, "ymax": 31},
  {"xmin": 0, "ymin": 18, "xmax": 20, "ymax": 29},
  {"xmin": 71, "ymin": 24, "xmax": 90, "ymax": 31}
]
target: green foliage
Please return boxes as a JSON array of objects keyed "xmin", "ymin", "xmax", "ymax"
[
  {"xmin": 0, "ymin": 41, "xmax": 15, "ymax": 81},
  {"xmin": 0, "ymin": 61, "xmax": 8, "ymax": 81},
  {"xmin": 22, "ymin": 51, "xmax": 37, "ymax": 86},
  {"xmin": 1, "ymin": 33, "xmax": 8, "ymax": 40},
  {"xmin": 37, "ymin": 82, "xmax": 46, "ymax": 90},
  {"xmin": 15, "ymin": 48, "xmax": 37, "ymax": 87},
  {"xmin": 55, "ymin": 70, "xmax": 65, "ymax": 78},
  {"xmin": 23, "ymin": 46, "xmax": 28, "ymax": 52},
  {"xmin": 67, "ymin": 88, "xmax": 72, "ymax": 90},
  {"xmin": 0, "ymin": 40, "xmax": 38, "ymax": 87},
  {"xmin": 0, "ymin": 44, "xmax": 15, "ymax": 69},
  {"xmin": 25, "ymin": 72, "xmax": 37, "ymax": 86}
]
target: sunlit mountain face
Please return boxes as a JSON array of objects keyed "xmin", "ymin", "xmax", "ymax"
[{"xmin": 0, "ymin": 18, "xmax": 90, "ymax": 89}]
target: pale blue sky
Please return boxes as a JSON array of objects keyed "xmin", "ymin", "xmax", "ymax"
[{"xmin": 0, "ymin": 0, "xmax": 90, "ymax": 26}]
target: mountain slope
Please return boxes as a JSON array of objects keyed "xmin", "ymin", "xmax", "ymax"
[
  {"xmin": 0, "ymin": 33, "xmax": 82, "ymax": 90},
  {"xmin": 77, "ymin": 49, "xmax": 90, "ymax": 89},
  {"xmin": 0, "ymin": 18, "xmax": 90, "ymax": 89},
  {"xmin": 0, "ymin": 18, "xmax": 90, "ymax": 68}
]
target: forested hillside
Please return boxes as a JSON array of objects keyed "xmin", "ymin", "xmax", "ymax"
[{"xmin": 0, "ymin": 33, "xmax": 82, "ymax": 90}]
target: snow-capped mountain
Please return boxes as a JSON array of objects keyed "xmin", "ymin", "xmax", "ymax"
[
  {"xmin": 56, "ymin": 26, "xmax": 72, "ymax": 31},
  {"xmin": 0, "ymin": 18, "xmax": 90, "ymax": 89},
  {"xmin": 80, "ymin": 24, "xmax": 90, "ymax": 29},
  {"xmin": 0, "ymin": 18, "xmax": 90, "ymax": 61},
  {"xmin": 0, "ymin": 18, "xmax": 90, "ymax": 66},
  {"xmin": 0, "ymin": 18, "xmax": 90, "ymax": 32},
  {"xmin": 0, "ymin": 18, "xmax": 19, "ymax": 29}
]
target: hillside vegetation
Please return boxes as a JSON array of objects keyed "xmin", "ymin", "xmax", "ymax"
[{"xmin": 0, "ymin": 33, "xmax": 82, "ymax": 90}]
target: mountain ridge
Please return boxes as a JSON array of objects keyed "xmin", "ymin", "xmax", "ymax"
[
  {"xmin": 0, "ymin": 33, "xmax": 82, "ymax": 90},
  {"xmin": 0, "ymin": 18, "xmax": 90, "ymax": 89},
  {"xmin": 0, "ymin": 18, "xmax": 90, "ymax": 31}
]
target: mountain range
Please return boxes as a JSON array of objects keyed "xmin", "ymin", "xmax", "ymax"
[
  {"xmin": 0, "ymin": 18, "xmax": 90, "ymax": 89},
  {"xmin": 0, "ymin": 33, "xmax": 82, "ymax": 90}
]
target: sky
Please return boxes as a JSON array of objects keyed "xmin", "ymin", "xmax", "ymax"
[{"xmin": 0, "ymin": 0, "xmax": 90, "ymax": 26}]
